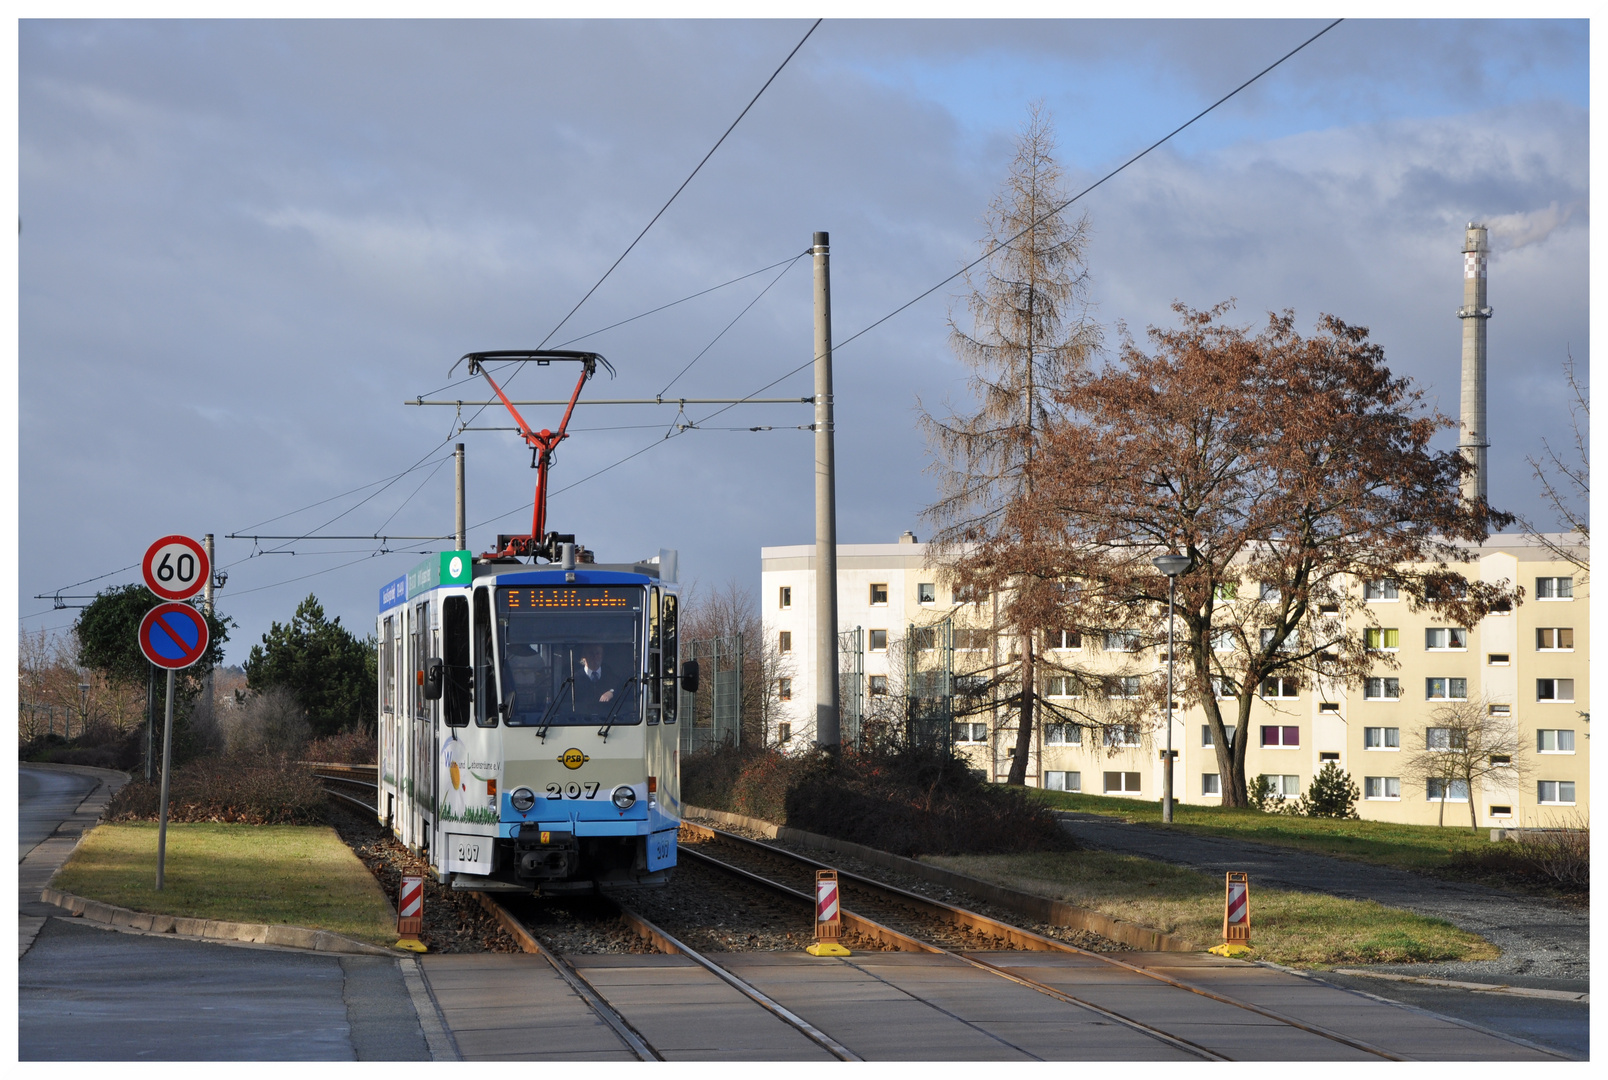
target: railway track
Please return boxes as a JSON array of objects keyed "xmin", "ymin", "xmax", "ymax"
[{"xmin": 313, "ymin": 774, "xmax": 1412, "ymax": 1061}]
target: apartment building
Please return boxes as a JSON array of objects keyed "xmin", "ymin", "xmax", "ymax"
[{"xmin": 760, "ymin": 532, "xmax": 1588, "ymax": 828}]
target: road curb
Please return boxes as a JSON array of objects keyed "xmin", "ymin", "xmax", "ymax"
[
  {"xmin": 1328, "ymin": 967, "xmax": 1590, "ymax": 1003},
  {"xmin": 684, "ymin": 804, "xmax": 1196, "ymax": 952},
  {"xmin": 39, "ymin": 886, "xmax": 405, "ymax": 957}
]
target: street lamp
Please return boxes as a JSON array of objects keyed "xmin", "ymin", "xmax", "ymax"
[{"xmin": 1152, "ymin": 553, "xmax": 1193, "ymax": 823}]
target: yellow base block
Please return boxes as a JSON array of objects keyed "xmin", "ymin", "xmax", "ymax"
[
  {"xmin": 805, "ymin": 942, "xmax": 852, "ymax": 956},
  {"xmin": 1208, "ymin": 942, "xmax": 1253, "ymax": 958},
  {"xmin": 396, "ymin": 938, "xmax": 429, "ymax": 953}
]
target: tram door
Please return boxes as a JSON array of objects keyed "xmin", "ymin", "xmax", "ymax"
[{"xmin": 411, "ymin": 601, "xmax": 432, "ymax": 855}]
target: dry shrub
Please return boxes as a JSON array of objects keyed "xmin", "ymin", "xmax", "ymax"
[
  {"xmin": 683, "ymin": 745, "xmax": 1073, "ymax": 857},
  {"xmin": 304, "ymin": 727, "xmax": 377, "ymax": 765},
  {"xmin": 1448, "ymin": 818, "xmax": 1589, "ymax": 895},
  {"xmin": 106, "ymin": 758, "xmax": 326, "ymax": 825},
  {"xmin": 219, "ymin": 686, "xmax": 310, "ymax": 762}
]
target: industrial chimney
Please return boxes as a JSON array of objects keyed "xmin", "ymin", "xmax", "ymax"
[{"xmin": 1457, "ymin": 223, "xmax": 1492, "ymax": 505}]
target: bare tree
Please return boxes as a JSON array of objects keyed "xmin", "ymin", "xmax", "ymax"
[
  {"xmin": 1519, "ymin": 352, "xmax": 1588, "ymax": 579},
  {"xmin": 920, "ymin": 103, "xmax": 1102, "ymax": 785},
  {"xmin": 680, "ymin": 579, "xmax": 791, "ymax": 748},
  {"xmin": 1402, "ymin": 696, "xmax": 1530, "ymax": 829}
]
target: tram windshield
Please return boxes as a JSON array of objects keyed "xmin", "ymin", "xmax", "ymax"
[{"xmin": 497, "ymin": 587, "xmax": 644, "ymax": 727}]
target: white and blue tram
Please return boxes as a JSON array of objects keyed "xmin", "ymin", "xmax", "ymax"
[{"xmin": 376, "ymin": 546, "xmax": 692, "ymax": 892}]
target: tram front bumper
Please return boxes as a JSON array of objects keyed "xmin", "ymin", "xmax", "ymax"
[{"xmin": 513, "ymin": 825, "xmax": 578, "ymax": 881}]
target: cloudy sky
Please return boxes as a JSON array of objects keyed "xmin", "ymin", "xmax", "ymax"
[{"xmin": 16, "ymin": 18, "xmax": 1589, "ymax": 665}]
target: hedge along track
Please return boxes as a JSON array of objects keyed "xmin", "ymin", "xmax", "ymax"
[{"xmin": 681, "ymin": 820, "xmax": 1407, "ymax": 1062}]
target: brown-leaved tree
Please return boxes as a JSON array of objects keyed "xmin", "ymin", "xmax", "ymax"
[{"xmin": 1006, "ymin": 303, "xmax": 1516, "ymax": 806}]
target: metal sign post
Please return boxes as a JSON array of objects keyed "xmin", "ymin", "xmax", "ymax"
[{"xmin": 139, "ymin": 537, "xmax": 210, "ymax": 891}]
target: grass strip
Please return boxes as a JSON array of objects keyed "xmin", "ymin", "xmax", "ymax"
[
  {"xmin": 51, "ymin": 823, "xmax": 397, "ymax": 946},
  {"xmin": 926, "ymin": 848, "xmax": 1497, "ymax": 968},
  {"xmin": 1027, "ymin": 789, "xmax": 1496, "ymax": 873}
]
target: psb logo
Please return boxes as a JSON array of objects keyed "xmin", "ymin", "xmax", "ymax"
[{"xmin": 559, "ymin": 748, "xmax": 589, "ymax": 770}]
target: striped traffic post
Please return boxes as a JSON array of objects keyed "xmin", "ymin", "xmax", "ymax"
[
  {"xmin": 396, "ymin": 875, "xmax": 427, "ymax": 953},
  {"xmin": 805, "ymin": 869, "xmax": 851, "ymax": 956},
  {"xmin": 1209, "ymin": 871, "xmax": 1253, "ymax": 957}
]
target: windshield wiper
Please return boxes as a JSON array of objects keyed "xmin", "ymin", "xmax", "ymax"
[
  {"xmin": 597, "ymin": 676, "xmax": 640, "ymax": 740},
  {"xmin": 535, "ymin": 676, "xmax": 574, "ymax": 740}
]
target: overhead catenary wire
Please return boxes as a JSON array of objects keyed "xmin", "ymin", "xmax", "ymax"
[{"xmin": 657, "ymin": 250, "xmax": 808, "ymax": 396}]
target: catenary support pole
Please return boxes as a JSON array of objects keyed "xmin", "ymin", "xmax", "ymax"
[
  {"xmin": 455, "ymin": 443, "xmax": 467, "ymax": 550},
  {"xmin": 812, "ymin": 231, "xmax": 840, "ymax": 750},
  {"xmin": 1164, "ymin": 572, "xmax": 1176, "ymax": 823},
  {"xmin": 156, "ymin": 668, "xmax": 175, "ymax": 890}
]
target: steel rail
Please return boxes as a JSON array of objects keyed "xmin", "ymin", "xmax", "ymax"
[
  {"xmin": 678, "ymin": 846, "xmax": 1224, "ymax": 1062},
  {"xmin": 313, "ymin": 772, "xmax": 378, "ymax": 791},
  {"xmin": 603, "ymin": 892, "xmax": 863, "ymax": 1062},
  {"xmin": 687, "ymin": 823, "xmax": 1408, "ymax": 1062},
  {"xmin": 476, "ymin": 894, "xmax": 661, "ymax": 1061},
  {"xmin": 322, "ymin": 786, "xmax": 378, "ymax": 815}
]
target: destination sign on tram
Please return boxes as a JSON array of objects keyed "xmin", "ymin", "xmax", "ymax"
[{"xmin": 502, "ymin": 587, "xmax": 640, "ymax": 610}]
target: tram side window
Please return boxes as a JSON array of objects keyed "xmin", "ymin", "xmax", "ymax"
[
  {"xmin": 662, "ymin": 592, "xmax": 678, "ymax": 723},
  {"xmin": 647, "ymin": 587, "xmax": 661, "ymax": 724},
  {"xmin": 382, "ymin": 616, "xmax": 395, "ymax": 714},
  {"xmin": 413, "ymin": 602, "xmax": 431, "ymax": 721},
  {"xmin": 442, "ymin": 596, "xmax": 470, "ymax": 727},
  {"xmin": 473, "ymin": 588, "xmax": 498, "ymax": 727}
]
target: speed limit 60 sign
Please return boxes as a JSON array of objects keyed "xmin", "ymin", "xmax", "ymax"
[{"xmin": 143, "ymin": 535, "xmax": 210, "ymax": 601}]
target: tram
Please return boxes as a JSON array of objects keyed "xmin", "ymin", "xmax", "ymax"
[{"xmin": 374, "ymin": 351, "xmax": 692, "ymax": 891}]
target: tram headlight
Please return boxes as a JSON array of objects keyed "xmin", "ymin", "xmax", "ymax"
[
  {"xmin": 511, "ymin": 787, "xmax": 536, "ymax": 813},
  {"xmin": 611, "ymin": 785, "xmax": 637, "ymax": 810}
]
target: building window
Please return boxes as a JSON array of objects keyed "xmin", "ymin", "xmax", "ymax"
[
  {"xmin": 1045, "ymin": 676, "xmax": 1080, "ymax": 698},
  {"xmin": 1103, "ymin": 630, "xmax": 1139, "ymax": 652},
  {"xmin": 1048, "ymin": 629, "xmax": 1082, "ymax": 650},
  {"xmin": 954, "ymin": 581, "xmax": 983, "ymax": 605},
  {"xmin": 1103, "ymin": 771, "xmax": 1142, "ymax": 794},
  {"xmin": 1489, "ymin": 804, "xmax": 1513, "ymax": 818},
  {"xmin": 1425, "ymin": 726, "xmax": 1468, "ymax": 750},
  {"xmin": 1103, "ymin": 724, "xmax": 1142, "ymax": 748},
  {"xmin": 864, "ymin": 675, "xmax": 887, "ymax": 696},
  {"xmin": 1261, "ymin": 725, "xmax": 1300, "ymax": 748},
  {"xmin": 1108, "ymin": 676, "xmax": 1141, "ymax": 699},
  {"xmin": 1364, "ymin": 627, "xmax": 1399, "ymax": 651},
  {"xmin": 1425, "ymin": 677, "xmax": 1467, "ymax": 701},
  {"xmin": 1318, "ymin": 702, "xmax": 1340, "ymax": 713},
  {"xmin": 1044, "ymin": 770, "xmax": 1081, "ymax": 792},
  {"xmin": 1364, "ymin": 726, "xmax": 1400, "ymax": 750},
  {"xmin": 1364, "ymin": 677, "xmax": 1401, "ymax": 700},
  {"xmin": 1537, "ymin": 780, "xmax": 1576, "ymax": 805},
  {"xmin": 1210, "ymin": 629, "xmax": 1237, "ymax": 652},
  {"xmin": 1489, "ymin": 754, "xmax": 1512, "ymax": 768},
  {"xmin": 1536, "ymin": 729, "xmax": 1575, "ymax": 754},
  {"xmin": 1261, "ymin": 774, "xmax": 1301, "ymax": 798},
  {"xmin": 1536, "ymin": 576, "xmax": 1573, "ymax": 600},
  {"xmin": 1487, "ymin": 703, "xmax": 1510, "ymax": 717},
  {"xmin": 1364, "ymin": 579, "xmax": 1399, "ymax": 601},
  {"xmin": 1202, "ymin": 773, "xmax": 1222, "ymax": 796},
  {"xmin": 1259, "ymin": 582, "xmax": 1282, "ymax": 602},
  {"xmin": 778, "ymin": 721, "xmax": 792, "ymax": 743},
  {"xmin": 779, "ymin": 586, "xmax": 792, "ymax": 609},
  {"xmin": 909, "ymin": 626, "xmax": 935, "ymax": 652},
  {"xmin": 1260, "ymin": 628, "xmax": 1292, "ymax": 651},
  {"xmin": 1425, "ymin": 628, "xmax": 1468, "ymax": 651},
  {"xmin": 953, "ymin": 721, "xmax": 987, "ymax": 743},
  {"xmin": 1210, "ymin": 676, "xmax": 1237, "ymax": 699},
  {"xmin": 868, "ymin": 629, "xmax": 888, "ymax": 652},
  {"xmin": 1536, "ymin": 627, "xmax": 1574, "ymax": 651},
  {"xmin": 954, "ymin": 628, "xmax": 989, "ymax": 651},
  {"xmin": 1427, "ymin": 778, "xmax": 1470, "ymax": 802},
  {"xmin": 1044, "ymin": 723, "xmax": 1082, "ymax": 745},
  {"xmin": 1215, "ymin": 582, "xmax": 1238, "ymax": 601},
  {"xmin": 917, "ymin": 582, "xmax": 936, "ymax": 604},
  {"xmin": 869, "ymin": 583, "xmax": 889, "ymax": 606},
  {"xmin": 1364, "ymin": 776, "xmax": 1401, "ymax": 800},
  {"xmin": 778, "ymin": 630, "xmax": 792, "ymax": 654},
  {"xmin": 1319, "ymin": 751, "xmax": 1340, "ymax": 762},
  {"xmin": 1260, "ymin": 676, "xmax": 1298, "ymax": 699},
  {"xmin": 778, "ymin": 678, "xmax": 792, "ymax": 701},
  {"xmin": 1488, "ymin": 653, "xmax": 1510, "ymax": 666},
  {"xmin": 1536, "ymin": 678, "xmax": 1575, "ymax": 703}
]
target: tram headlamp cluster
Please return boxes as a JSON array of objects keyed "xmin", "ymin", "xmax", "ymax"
[
  {"xmin": 611, "ymin": 786, "xmax": 637, "ymax": 810},
  {"xmin": 511, "ymin": 787, "xmax": 536, "ymax": 813}
]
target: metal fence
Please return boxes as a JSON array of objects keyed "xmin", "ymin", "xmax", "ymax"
[
  {"xmin": 906, "ymin": 617, "xmax": 955, "ymax": 751},
  {"xmin": 678, "ymin": 632, "xmax": 743, "ymax": 755},
  {"xmin": 839, "ymin": 626, "xmax": 864, "ymax": 749}
]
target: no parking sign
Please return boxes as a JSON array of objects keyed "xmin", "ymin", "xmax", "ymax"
[{"xmin": 138, "ymin": 603, "xmax": 210, "ymax": 670}]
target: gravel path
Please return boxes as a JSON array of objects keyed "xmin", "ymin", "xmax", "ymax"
[{"xmin": 1055, "ymin": 813, "xmax": 1588, "ymax": 989}]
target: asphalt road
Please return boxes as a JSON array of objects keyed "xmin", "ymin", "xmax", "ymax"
[{"xmin": 19, "ymin": 765, "xmax": 99, "ymax": 857}]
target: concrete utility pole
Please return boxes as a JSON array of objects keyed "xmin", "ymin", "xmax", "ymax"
[
  {"xmin": 454, "ymin": 443, "xmax": 467, "ymax": 550},
  {"xmin": 202, "ymin": 534, "xmax": 216, "ymax": 616},
  {"xmin": 1458, "ymin": 223, "xmax": 1492, "ymax": 506},
  {"xmin": 813, "ymin": 231, "xmax": 840, "ymax": 750}
]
